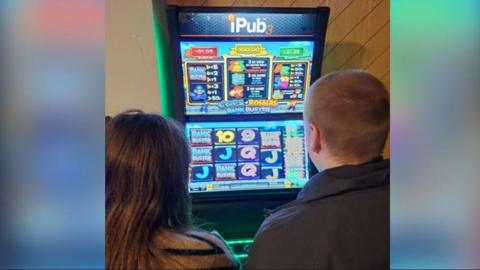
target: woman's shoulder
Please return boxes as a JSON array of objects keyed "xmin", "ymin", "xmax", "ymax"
[
  {"xmin": 186, "ymin": 230, "xmax": 233, "ymax": 252},
  {"xmin": 154, "ymin": 229, "xmax": 240, "ymax": 269}
]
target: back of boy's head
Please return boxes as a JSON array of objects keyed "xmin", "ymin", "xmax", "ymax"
[{"xmin": 305, "ymin": 70, "xmax": 389, "ymax": 162}]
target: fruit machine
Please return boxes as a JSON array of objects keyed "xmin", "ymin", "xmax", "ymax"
[{"xmin": 165, "ymin": 6, "xmax": 329, "ymax": 262}]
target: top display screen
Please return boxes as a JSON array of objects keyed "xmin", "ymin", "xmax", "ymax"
[
  {"xmin": 181, "ymin": 40, "xmax": 315, "ymax": 115},
  {"xmin": 177, "ymin": 12, "xmax": 318, "ymax": 116}
]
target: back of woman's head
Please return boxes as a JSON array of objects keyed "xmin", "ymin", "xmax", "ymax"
[{"xmin": 106, "ymin": 110, "xmax": 191, "ymax": 269}]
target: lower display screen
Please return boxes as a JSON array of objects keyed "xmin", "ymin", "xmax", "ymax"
[{"xmin": 186, "ymin": 120, "xmax": 309, "ymax": 193}]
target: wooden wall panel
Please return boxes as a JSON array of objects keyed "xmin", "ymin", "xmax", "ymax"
[
  {"xmin": 324, "ymin": 0, "xmax": 382, "ymax": 55},
  {"xmin": 232, "ymin": 0, "xmax": 267, "ymax": 7},
  {"xmin": 381, "ymin": 71, "xmax": 390, "ymax": 90},
  {"xmin": 322, "ymin": 0, "xmax": 388, "ymax": 73},
  {"xmin": 261, "ymin": 0, "xmax": 293, "ymax": 7},
  {"xmin": 167, "ymin": 0, "xmax": 205, "ymax": 6},
  {"xmin": 202, "ymin": 0, "xmax": 236, "ymax": 6},
  {"xmin": 324, "ymin": 0, "xmax": 353, "ymax": 24},
  {"xmin": 289, "ymin": 0, "xmax": 326, "ymax": 8},
  {"xmin": 340, "ymin": 22, "xmax": 389, "ymax": 70},
  {"xmin": 366, "ymin": 47, "xmax": 389, "ymax": 80}
]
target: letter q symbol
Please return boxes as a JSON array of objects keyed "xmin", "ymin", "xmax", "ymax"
[
  {"xmin": 241, "ymin": 146, "xmax": 257, "ymax": 160},
  {"xmin": 241, "ymin": 163, "xmax": 257, "ymax": 177}
]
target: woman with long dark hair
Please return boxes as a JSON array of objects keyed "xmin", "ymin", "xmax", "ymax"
[{"xmin": 106, "ymin": 110, "xmax": 238, "ymax": 269}]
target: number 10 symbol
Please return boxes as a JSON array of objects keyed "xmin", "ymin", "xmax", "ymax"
[{"xmin": 216, "ymin": 130, "xmax": 235, "ymax": 143}]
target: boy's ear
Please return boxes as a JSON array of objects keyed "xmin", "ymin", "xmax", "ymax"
[{"xmin": 309, "ymin": 123, "xmax": 322, "ymax": 154}]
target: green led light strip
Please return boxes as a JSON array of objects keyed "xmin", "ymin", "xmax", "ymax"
[
  {"xmin": 152, "ymin": 0, "xmax": 174, "ymax": 117},
  {"xmin": 226, "ymin": 239, "xmax": 254, "ymax": 245},
  {"xmin": 235, "ymin": 254, "xmax": 249, "ymax": 259}
]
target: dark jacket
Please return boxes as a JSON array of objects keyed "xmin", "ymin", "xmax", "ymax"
[{"xmin": 245, "ymin": 158, "xmax": 390, "ymax": 269}]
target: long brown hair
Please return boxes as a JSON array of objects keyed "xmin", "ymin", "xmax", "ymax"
[{"xmin": 106, "ymin": 110, "xmax": 191, "ymax": 269}]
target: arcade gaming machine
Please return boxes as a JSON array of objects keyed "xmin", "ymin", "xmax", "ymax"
[{"xmin": 165, "ymin": 6, "xmax": 329, "ymax": 261}]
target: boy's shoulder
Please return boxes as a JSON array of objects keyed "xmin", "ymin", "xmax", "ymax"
[
  {"xmin": 256, "ymin": 199, "xmax": 307, "ymax": 237},
  {"xmin": 245, "ymin": 201, "xmax": 316, "ymax": 269}
]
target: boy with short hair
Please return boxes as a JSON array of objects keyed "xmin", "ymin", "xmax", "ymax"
[{"xmin": 246, "ymin": 70, "xmax": 390, "ymax": 269}]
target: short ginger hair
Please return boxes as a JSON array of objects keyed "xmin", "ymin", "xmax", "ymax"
[{"xmin": 304, "ymin": 70, "xmax": 390, "ymax": 161}]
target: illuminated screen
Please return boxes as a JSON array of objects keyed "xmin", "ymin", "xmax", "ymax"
[
  {"xmin": 186, "ymin": 120, "xmax": 309, "ymax": 193},
  {"xmin": 180, "ymin": 41, "xmax": 315, "ymax": 115}
]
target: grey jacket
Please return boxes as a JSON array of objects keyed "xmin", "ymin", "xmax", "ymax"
[{"xmin": 246, "ymin": 158, "xmax": 390, "ymax": 269}]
